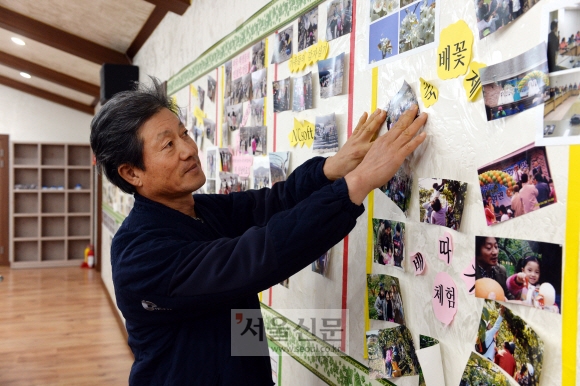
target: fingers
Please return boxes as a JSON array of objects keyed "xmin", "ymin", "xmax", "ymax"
[
  {"xmin": 361, "ymin": 109, "xmax": 387, "ymax": 140},
  {"xmin": 352, "ymin": 112, "xmax": 368, "ymax": 136},
  {"xmin": 392, "ymin": 112, "xmax": 428, "ymax": 150},
  {"xmin": 390, "ymin": 105, "xmax": 419, "ymax": 135}
]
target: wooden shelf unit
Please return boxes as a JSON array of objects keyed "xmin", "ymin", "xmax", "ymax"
[{"xmin": 10, "ymin": 143, "xmax": 93, "ymax": 268}]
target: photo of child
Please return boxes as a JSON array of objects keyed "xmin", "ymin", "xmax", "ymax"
[
  {"xmin": 366, "ymin": 325, "xmax": 419, "ymax": 380},
  {"xmin": 372, "ymin": 218, "xmax": 405, "ymax": 270},
  {"xmin": 418, "ymin": 178, "xmax": 468, "ymax": 230},
  {"xmin": 367, "ymin": 274, "xmax": 406, "ymax": 325}
]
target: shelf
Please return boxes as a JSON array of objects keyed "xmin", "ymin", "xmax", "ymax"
[
  {"xmin": 13, "ymin": 237, "xmax": 39, "ymax": 242},
  {"xmin": 68, "ymin": 239, "xmax": 90, "ymax": 261},
  {"xmin": 68, "ymin": 216, "xmax": 90, "ymax": 237},
  {"xmin": 41, "ymin": 144, "xmax": 65, "ymax": 166},
  {"xmin": 14, "ymin": 189, "xmax": 40, "ymax": 193},
  {"xmin": 14, "ymin": 217, "xmax": 38, "ymax": 238},
  {"xmin": 13, "ymin": 213, "xmax": 39, "ymax": 218},
  {"xmin": 13, "ymin": 144, "xmax": 38, "ymax": 166},
  {"xmin": 68, "ymin": 192, "xmax": 90, "ymax": 213},
  {"xmin": 68, "ymin": 169, "xmax": 91, "ymax": 190},
  {"xmin": 13, "ymin": 241, "xmax": 39, "ymax": 262},
  {"xmin": 14, "ymin": 193, "xmax": 38, "ymax": 214},
  {"xmin": 41, "ymin": 193, "xmax": 65, "ymax": 213},
  {"xmin": 67, "ymin": 145, "xmax": 92, "ymax": 166},
  {"xmin": 14, "ymin": 168, "xmax": 38, "ymax": 188},
  {"xmin": 41, "ymin": 169, "xmax": 65, "ymax": 188},
  {"xmin": 42, "ymin": 217, "xmax": 65, "ymax": 237},
  {"xmin": 67, "ymin": 166, "xmax": 91, "ymax": 170},
  {"xmin": 41, "ymin": 240, "xmax": 65, "ymax": 261},
  {"xmin": 67, "ymin": 212, "xmax": 91, "ymax": 216}
]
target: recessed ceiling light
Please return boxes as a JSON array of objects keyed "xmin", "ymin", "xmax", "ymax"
[
  {"xmin": 11, "ymin": 37, "xmax": 25, "ymax": 46},
  {"xmin": 20, "ymin": 72, "xmax": 31, "ymax": 79}
]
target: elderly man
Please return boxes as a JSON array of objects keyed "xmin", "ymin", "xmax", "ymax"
[{"xmin": 90, "ymin": 79, "xmax": 427, "ymax": 385}]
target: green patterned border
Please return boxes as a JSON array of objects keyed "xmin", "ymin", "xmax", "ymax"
[
  {"xmin": 261, "ymin": 304, "xmax": 395, "ymax": 386},
  {"xmin": 167, "ymin": 0, "xmax": 325, "ymax": 95},
  {"xmin": 102, "ymin": 202, "xmax": 126, "ymax": 224}
]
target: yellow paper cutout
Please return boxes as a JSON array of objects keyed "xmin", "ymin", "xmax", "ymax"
[
  {"xmin": 288, "ymin": 118, "xmax": 314, "ymax": 148},
  {"xmin": 463, "ymin": 61, "xmax": 486, "ymax": 101},
  {"xmin": 419, "ymin": 77, "xmax": 439, "ymax": 108},
  {"xmin": 190, "ymin": 84, "xmax": 198, "ymax": 98},
  {"xmin": 193, "ymin": 106, "xmax": 206, "ymax": 126},
  {"xmin": 437, "ymin": 20, "xmax": 473, "ymax": 80},
  {"xmin": 317, "ymin": 41, "xmax": 329, "ymax": 61},
  {"xmin": 288, "ymin": 41, "xmax": 329, "ymax": 72}
]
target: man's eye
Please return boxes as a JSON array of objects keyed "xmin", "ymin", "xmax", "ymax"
[{"xmin": 165, "ymin": 141, "xmax": 173, "ymax": 148}]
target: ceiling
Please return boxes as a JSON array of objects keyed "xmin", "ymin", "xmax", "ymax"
[{"xmin": 0, "ymin": 0, "xmax": 190, "ymax": 115}]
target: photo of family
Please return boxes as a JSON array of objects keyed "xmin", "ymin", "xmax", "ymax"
[
  {"xmin": 207, "ymin": 76, "xmax": 216, "ymax": 102},
  {"xmin": 540, "ymin": 69, "xmax": 580, "ymax": 145},
  {"xmin": 298, "ymin": 8, "xmax": 318, "ymax": 52},
  {"xmin": 477, "ymin": 143, "xmax": 556, "ymax": 225},
  {"xmin": 219, "ymin": 172, "xmax": 241, "ymax": 194},
  {"xmin": 251, "ymin": 68, "xmax": 267, "ymax": 100},
  {"xmin": 476, "ymin": 0, "xmax": 540, "ymax": 40},
  {"xmin": 474, "ymin": 300, "xmax": 544, "ymax": 385},
  {"xmin": 226, "ymin": 103, "xmax": 244, "ymax": 131},
  {"xmin": 251, "ymin": 98, "xmax": 265, "ymax": 127},
  {"xmin": 367, "ymin": 274, "xmax": 406, "ymax": 324},
  {"xmin": 253, "ymin": 155, "xmax": 271, "ymax": 189},
  {"xmin": 273, "ymin": 78, "xmax": 291, "ymax": 112},
  {"xmin": 326, "ymin": 0, "xmax": 352, "ymax": 41},
  {"xmin": 206, "ymin": 149, "xmax": 217, "ymax": 179},
  {"xmin": 269, "ymin": 151, "xmax": 290, "ymax": 185},
  {"xmin": 312, "ymin": 250, "xmax": 331, "ymax": 276},
  {"xmin": 292, "ymin": 72, "xmax": 313, "ymax": 112},
  {"xmin": 418, "ymin": 178, "xmax": 468, "ymax": 230},
  {"xmin": 366, "ymin": 325, "xmax": 419, "ymax": 379},
  {"xmin": 197, "ymin": 86, "xmax": 205, "ymax": 111},
  {"xmin": 372, "ymin": 218, "xmax": 406, "ymax": 270},
  {"xmin": 474, "ymin": 236, "xmax": 562, "ymax": 313},
  {"xmin": 271, "ymin": 26, "xmax": 293, "ymax": 64},
  {"xmin": 370, "ymin": 0, "xmax": 399, "ymax": 23},
  {"xmin": 380, "ymin": 81, "xmax": 419, "ymax": 134},
  {"xmin": 546, "ymin": 1, "xmax": 580, "ymax": 74},
  {"xmin": 251, "ymin": 40, "xmax": 266, "ymax": 72},
  {"xmin": 480, "ymin": 43, "xmax": 549, "ymax": 121},
  {"xmin": 318, "ymin": 53, "xmax": 345, "ymax": 99},
  {"xmin": 203, "ymin": 118, "xmax": 215, "ymax": 144},
  {"xmin": 379, "ymin": 165, "xmax": 413, "ymax": 215},
  {"xmin": 459, "ymin": 352, "xmax": 513, "ymax": 386},
  {"xmin": 313, "ymin": 113, "xmax": 339, "ymax": 153},
  {"xmin": 240, "ymin": 126, "xmax": 267, "ymax": 156},
  {"xmin": 219, "ymin": 148, "xmax": 232, "ymax": 173}
]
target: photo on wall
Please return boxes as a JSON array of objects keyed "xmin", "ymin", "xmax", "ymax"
[
  {"xmin": 418, "ymin": 178, "xmax": 468, "ymax": 230},
  {"xmin": 477, "ymin": 143, "xmax": 556, "ymax": 225},
  {"xmin": 197, "ymin": 86, "xmax": 205, "ymax": 111},
  {"xmin": 269, "ymin": 151, "xmax": 290, "ymax": 185},
  {"xmin": 251, "ymin": 68, "xmax": 267, "ymax": 100},
  {"xmin": 231, "ymin": 78, "xmax": 243, "ymax": 104},
  {"xmin": 367, "ymin": 274, "xmax": 406, "ymax": 325},
  {"xmin": 474, "ymin": 236, "xmax": 562, "ymax": 313},
  {"xmin": 273, "ymin": 78, "xmax": 291, "ymax": 112},
  {"xmin": 545, "ymin": 0, "xmax": 580, "ymax": 74},
  {"xmin": 251, "ymin": 40, "xmax": 266, "ymax": 71},
  {"xmin": 206, "ymin": 148, "xmax": 217, "ymax": 179},
  {"xmin": 293, "ymin": 72, "xmax": 313, "ymax": 112},
  {"xmin": 205, "ymin": 179, "xmax": 216, "ymax": 194},
  {"xmin": 379, "ymin": 80, "xmax": 419, "ymax": 135},
  {"xmin": 298, "ymin": 7, "xmax": 318, "ymax": 52},
  {"xmin": 379, "ymin": 165, "xmax": 413, "ymax": 216},
  {"xmin": 366, "ymin": 325, "xmax": 419, "ymax": 379},
  {"xmin": 370, "ymin": 0, "xmax": 399, "ymax": 23},
  {"xmin": 207, "ymin": 75, "xmax": 217, "ymax": 102},
  {"xmin": 219, "ymin": 147, "xmax": 232, "ymax": 173},
  {"xmin": 326, "ymin": 0, "xmax": 353, "ymax": 41},
  {"xmin": 240, "ymin": 73, "xmax": 253, "ymax": 103},
  {"xmin": 459, "ymin": 351, "xmax": 513, "ymax": 386},
  {"xmin": 475, "ymin": 0, "xmax": 540, "ymax": 40},
  {"xmin": 480, "ymin": 43, "xmax": 549, "ymax": 121},
  {"xmin": 240, "ymin": 126, "xmax": 267, "ymax": 156},
  {"xmin": 474, "ymin": 300, "xmax": 544, "ymax": 385},
  {"xmin": 224, "ymin": 60, "xmax": 232, "ymax": 98},
  {"xmin": 203, "ymin": 118, "xmax": 215, "ymax": 144},
  {"xmin": 253, "ymin": 155, "xmax": 271, "ymax": 189},
  {"xmin": 312, "ymin": 249, "xmax": 331, "ymax": 277},
  {"xmin": 318, "ymin": 52, "xmax": 345, "ymax": 99},
  {"xmin": 226, "ymin": 103, "xmax": 244, "ymax": 131},
  {"xmin": 219, "ymin": 171, "xmax": 240, "ymax": 194},
  {"xmin": 271, "ymin": 26, "xmax": 293, "ymax": 64},
  {"xmin": 372, "ymin": 218, "xmax": 405, "ymax": 270},
  {"xmin": 251, "ymin": 98, "xmax": 265, "ymax": 127},
  {"xmin": 313, "ymin": 113, "xmax": 339, "ymax": 153}
]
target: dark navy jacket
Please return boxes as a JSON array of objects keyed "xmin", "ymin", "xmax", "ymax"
[{"xmin": 111, "ymin": 157, "xmax": 364, "ymax": 385}]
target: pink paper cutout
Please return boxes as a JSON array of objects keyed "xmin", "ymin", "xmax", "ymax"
[
  {"xmin": 461, "ymin": 257, "xmax": 476, "ymax": 295},
  {"xmin": 232, "ymin": 155, "xmax": 253, "ymax": 178},
  {"xmin": 410, "ymin": 252, "xmax": 427, "ymax": 275},
  {"xmin": 240, "ymin": 102, "xmax": 252, "ymax": 128},
  {"xmin": 432, "ymin": 272, "xmax": 457, "ymax": 325},
  {"xmin": 438, "ymin": 232, "xmax": 453, "ymax": 265}
]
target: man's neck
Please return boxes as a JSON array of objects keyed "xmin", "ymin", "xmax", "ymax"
[{"xmin": 140, "ymin": 192, "xmax": 197, "ymax": 218}]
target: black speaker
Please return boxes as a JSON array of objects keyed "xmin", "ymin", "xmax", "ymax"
[{"xmin": 100, "ymin": 64, "xmax": 139, "ymax": 104}]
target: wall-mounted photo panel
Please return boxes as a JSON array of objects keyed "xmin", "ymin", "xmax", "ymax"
[
  {"xmin": 418, "ymin": 178, "xmax": 467, "ymax": 230},
  {"xmin": 326, "ymin": 0, "xmax": 353, "ymax": 41},
  {"xmin": 544, "ymin": 0, "xmax": 580, "ymax": 74},
  {"xmin": 207, "ymin": 75, "xmax": 216, "ymax": 102},
  {"xmin": 253, "ymin": 155, "xmax": 271, "ymax": 189},
  {"xmin": 313, "ymin": 113, "xmax": 339, "ymax": 153},
  {"xmin": 477, "ymin": 143, "xmax": 556, "ymax": 225},
  {"xmin": 269, "ymin": 151, "xmax": 290, "ymax": 185},
  {"xmin": 474, "ymin": 236, "xmax": 562, "ymax": 313},
  {"xmin": 273, "ymin": 78, "xmax": 291, "ymax": 112},
  {"xmin": 379, "ymin": 164, "xmax": 413, "ymax": 216},
  {"xmin": 271, "ymin": 26, "xmax": 293, "ymax": 64},
  {"xmin": 480, "ymin": 43, "xmax": 548, "ymax": 121},
  {"xmin": 251, "ymin": 68, "xmax": 267, "ymax": 100},
  {"xmin": 240, "ymin": 126, "xmax": 267, "ymax": 156},
  {"xmin": 475, "ymin": 0, "xmax": 539, "ymax": 40},
  {"xmin": 366, "ymin": 325, "xmax": 419, "ymax": 379},
  {"xmin": 251, "ymin": 98, "xmax": 265, "ymax": 127},
  {"xmin": 312, "ymin": 249, "xmax": 331, "ymax": 277},
  {"xmin": 367, "ymin": 274, "xmax": 406, "ymax": 324},
  {"xmin": 251, "ymin": 40, "xmax": 266, "ymax": 72},
  {"xmin": 226, "ymin": 103, "xmax": 244, "ymax": 131},
  {"xmin": 298, "ymin": 7, "xmax": 318, "ymax": 52},
  {"xmin": 292, "ymin": 72, "xmax": 313, "ymax": 112},
  {"xmin": 318, "ymin": 53, "xmax": 345, "ymax": 99},
  {"xmin": 475, "ymin": 300, "xmax": 544, "ymax": 385},
  {"xmin": 372, "ymin": 218, "xmax": 405, "ymax": 270},
  {"xmin": 459, "ymin": 351, "xmax": 513, "ymax": 386}
]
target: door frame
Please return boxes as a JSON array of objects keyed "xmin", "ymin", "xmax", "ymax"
[{"xmin": 0, "ymin": 134, "xmax": 9, "ymax": 265}]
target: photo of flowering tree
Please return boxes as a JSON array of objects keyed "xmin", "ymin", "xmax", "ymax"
[{"xmin": 399, "ymin": 0, "xmax": 436, "ymax": 53}]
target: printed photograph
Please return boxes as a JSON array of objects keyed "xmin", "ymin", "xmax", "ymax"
[
  {"xmin": 271, "ymin": 26, "xmax": 293, "ymax": 64},
  {"xmin": 240, "ymin": 73, "xmax": 252, "ymax": 103},
  {"xmin": 546, "ymin": 1, "xmax": 580, "ymax": 74},
  {"xmin": 239, "ymin": 176, "xmax": 250, "ymax": 192},
  {"xmin": 367, "ymin": 274, "xmax": 406, "ymax": 325},
  {"xmin": 205, "ymin": 179, "xmax": 216, "ymax": 195},
  {"xmin": 380, "ymin": 80, "xmax": 419, "ymax": 134},
  {"xmin": 372, "ymin": 218, "xmax": 405, "ymax": 269},
  {"xmin": 226, "ymin": 103, "xmax": 244, "ymax": 131},
  {"xmin": 474, "ymin": 236, "xmax": 562, "ymax": 313},
  {"xmin": 379, "ymin": 165, "xmax": 413, "ymax": 215},
  {"xmin": 326, "ymin": 0, "xmax": 353, "ymax": 41},
  {"xmin": 480, "ymin": 43, "xmax": 548, "ymax": 121},
  {"xmin": 477, "ymin": 143, "xmax": 556, "ymax": 225},
  {"xmin": 313, "ymin": 113, "xmax": 339, "ymax": 154},
  {"xmin": 253, "ymin": 155, "xmax": 271, "ymax": 189},
  {"xmin": 366, "ymin": 325, "xmax": 419, "ymax": 379},
  {"xmin": 369, "ymin": 12, "xmax": 399, "ymax": 63},
  {"xmin": 398, "ymin": 0, "xmax": 436, "ymax": 54},
  {"xmin": 251, "ymin": 98, "xmax": 265, "ymax": 127},
  {"xmin": 224, "ymin": 60, "xmax": 232, "ymax": 98},
  {"xmin": 240, "ymin": 126, "xmax": 267, "ymax": 156},
  {"xmin": 476, "ymin": 0, "xmax": 540, "ymax": 40},
  {"xmin": 251, "ymin": 40, "xmax": 266, "ymax": 72},
  {"xmin": 540, "ymin": 69, "xmax": 580, "ymax": 145},
  {"xmin": 312, "ymin": 249, "xmax": 331, "ymax": 277},
  {"xmin": 318, "ymin": 53, "xmax": 345, "ymax": 99},
  {"xmin": 207, "ymin": 75, "xmax": 217, "ymax": 102},
  {"xmin": 192, "ymin": 125, "xmax": 203, "ymax": 147},
  {"xmin": 269, "ymin": 151, "xmax": 290, "ymax": 185},
  {"xmin": 293, "ymin": 72, "xmax": 313, "ymax": 112},
  {"xmin": 219, "ymin": 172, "xmax": 240, "ymax": 194},
  {"xmin": 221, "ymin": 122, "xmax": 229, "ymax": 147},
  {"xmin": 280, "ymin": 278, "xmax": 290, "ymax": 288},
  {"xmin": 206, "ymin": 149, "xmax": 217, "ymax": 179},
  {"xmin": 370, "ymin": 0, "xmax": 399, "ymax": 22},
  {"xmin": 231, "ymin": 78, "xmax": 243, "ymax": 104},
  {"xmin": 219, "ymin": 148, "xmax": 232, "ymax": 173},
  {"xmin": 418, "ymin": 178, "xmax": 468, "ymax": 230},
  {"xmin": 203, "ymin": 118, "xmax": 215, "ymax": 144},
  {"xmin": 459, "ymin": 352, "xmax": 513, "ymax": 386},
  {"xmin": 273, "ymin": 78, "xmax": 291, "ymax": 112},
  {"xmin": 197, "ymin": 86, "xmax": 205, "ymax": 111},
  {"xmin": 298, "ymin": 8, "xmax": 318, "ymax": 52},
  {"xmin": 251, "ymin": 68, "xmax": 267, "ymax": 100},
  {"xmin": 474, "ymin": 300, "xmax": 544, "ymax": 385}
]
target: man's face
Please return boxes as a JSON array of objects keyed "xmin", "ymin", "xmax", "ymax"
[
  {"xmin": 135, "ymin": 108, "xmax": 205, "ymax": 200},
  {"xmin": 477, "ymin": 237, "xmax": 499, "ymax": 268}
]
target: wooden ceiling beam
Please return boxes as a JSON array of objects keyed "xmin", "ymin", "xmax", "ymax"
[
  {"xmin": 0, "ymin": 75, "xmax": 93, "ymax": 115},
  {"xmin": 127, "ymin": 7, "xmax": 168, "ymax": 59},
  {"xmin": 0, "ymin": 6, "xmax": 130, "ymax": 65},
  {"xmin": 143, "ymin": 0, "xmax": 190, "ymax": 16},
  {"xmin": 0, "ymin": 51, "xmax": 99, "ymax": 97}
]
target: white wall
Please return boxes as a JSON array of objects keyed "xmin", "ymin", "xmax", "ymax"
[
  {"xmin": 559, "ymin": 8, "xmax": 580, "ymax": 43},
  {"xmin": 0, "ymin": 84, "xmax": 92, "ymax": 143}
]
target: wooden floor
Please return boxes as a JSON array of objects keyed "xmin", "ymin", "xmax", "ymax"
[{"xmin": 0, "ymin": 267, "xmax": 133, "ymax": 385}]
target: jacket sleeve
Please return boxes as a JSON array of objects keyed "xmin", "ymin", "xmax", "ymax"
[{"xmin": 506, "ymin": 274, "xmax": 524, "ymax": 298}]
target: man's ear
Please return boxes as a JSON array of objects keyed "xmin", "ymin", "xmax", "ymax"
[{"xmin": 118, "ymin": 164, "xmax": 143, "ymax": 189}]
